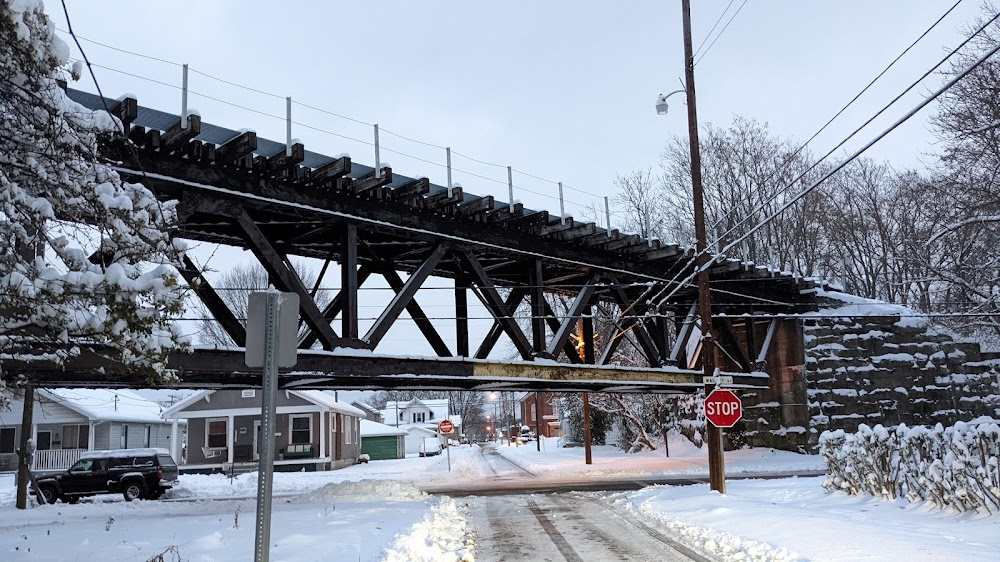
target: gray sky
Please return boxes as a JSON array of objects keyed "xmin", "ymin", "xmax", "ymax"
[{"xmin": 56, "ymin": 0, "xmax": 988, "ymax": 358}]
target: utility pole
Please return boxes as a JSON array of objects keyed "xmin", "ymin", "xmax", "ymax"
[{"xmin": 681, "ymin": 0, "xmax": 725, "ymax": 493}]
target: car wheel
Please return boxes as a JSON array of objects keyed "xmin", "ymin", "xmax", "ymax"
[
  {"xmin": 122, "ymin": 481, "xmax": 145, "ymax": 502},
  {"xmin": 146, "ymin": 488, "xmax": 163, "ymax": 500},
  {"xmin": 39, "ymin": 485, "xmax": 59, "ymax": 505}
]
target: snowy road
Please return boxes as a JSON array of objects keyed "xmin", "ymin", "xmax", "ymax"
[{"xmin": 468, "ymin": 492, "xmax": 710, "ymax": 562}]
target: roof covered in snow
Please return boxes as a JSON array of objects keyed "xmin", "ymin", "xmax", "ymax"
[
  {"xmin": 360, "ymin": 419, "xmax": 408, "ymax": 437},
  {"xmin": 42, "ymin": 388, "xmax": 167, "ymax": 423}
]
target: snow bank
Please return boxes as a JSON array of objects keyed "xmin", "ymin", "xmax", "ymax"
[
  {"xmin": 616, "ymin": 493, "xmax": 798, "ymax": 561},
  {"xmin": 302, "ymin": 479, "xmax": 427, "ymax": 502},
  {"xmin": 383, "ymin": 497, "xmax": 475, "ymax": 562}
]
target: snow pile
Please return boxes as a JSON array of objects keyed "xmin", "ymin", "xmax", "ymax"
[
  {"xmin": 303, "ymin": 479, "xmax": 427, "ymax": 502},
  {"xmin": 383, "ymin": 497, "xmax": 475, "ymax": 562},
  {"xmin": 821, "ymin": 420, "xmax": 1000, "ymax": 513},
  {"xmin": 616, "ymin": 494, "xmax": 798, "ymax": 561}
]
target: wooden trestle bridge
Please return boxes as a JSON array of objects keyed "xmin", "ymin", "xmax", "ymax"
[{"xmin": 3, "ymin": 89, "xmax": 821, "ymax": 394}]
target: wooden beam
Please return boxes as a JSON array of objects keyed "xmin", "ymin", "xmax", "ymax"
[
  {"xmin": 266, "ymin": 143, "xmax": 305, "ymax": 178},
  {"xmin": 178, "ymin": 254, "xmax": 246, "ymax": 347},
  {"xmin": 554, "ymin": 222, "xmax": 597, "ymax": 242},
  {"xmin": 608, "ymin": 283, "xmax": 662, "ymax": 367},
  {"xmin": 380, "ymin": 267, "xmax": 452, "ymax": 357},
  {"xmin": 540, "ymin": 297, "xmax": 583, "ymax": 364},
  {"xmin": 669, "ymin": 302, "xmax": 699, "ymax": 364},
  {"xmin": 474, "ymin": 288, "xmax": 527, "ymax": 359},
  {"xmin": 456, "ymin": 279, "xmax": 470, "ymax": 357},
  {"xmin": 717, "ymin": 316, "xmax": 752, "ymax": 371},
  {"xmin": 310, "ymin": 156, "xmax": 352, "ymax": 183},
  {"xmin": 545, "ymin": 274, "xmax": 599, "ymax": 359},
  {"xmin": 161, "ymin": 115, "xmax": 201, "ymax": 151},
  {"xmin": 364, "ymin": 243, "xmax": 449, "ymax": 348},
  {"xmin": 457, "ymin": 195, "xmax": 494, "ymax": 217},
  {"xmin": 539, "ymin": 217, "xmax": 575, "ymax": 236},
  {"xmin": 424, "ymin": 187, "xmax": 463, "ymax": 212},
  {"xmin": 235, "ymin": 208, "xmax": 344, "ymax": 350},
  {"xmin": 387, "ymin": 177, "xmax": 430, "ymax": 203},
  {"xmin": 582, "ymin": 230, "xmax": 620, "ymax": 247},
  {"xmin": 511, "ymin": 210, "xmax": 550, "ymax": 233},
  {"xmin": 109, "ymin": 96, "xmax": 138, "ymax": 131},
  {"xmin": 299, "ymin": 266, "xmax": 373, "ymax": 349},
  {"xmin": 352, "ymin": 168, "xmax": 392, "ymax": 197},
  {"xmin": 530, "ymin": 259, "xmax": 547, "ymax": 356},
  {"xmin": 215, "ymin": 131, "xmax": 257, "ymax": 164},
  {"xmin": 461, "ymin": 250, "xmax": 534, "ymax": 360},
  {"xmin": 341, "ymin": 223, "xmax": 359, "ymax": 339}
]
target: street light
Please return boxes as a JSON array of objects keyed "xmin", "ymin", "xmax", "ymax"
[{"xmin": 655, "ymin": 89, "xmax": 685, "ymax": 115}]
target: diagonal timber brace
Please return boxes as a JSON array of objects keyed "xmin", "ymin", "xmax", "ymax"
[
  {"xmin": 178, "ymin": 254, "xmax": 247, "ymax": 347},
  {"xmin": 545, "ymin": 274, "xmax": 600, "ymax": 359},
  {"xmin": 461, "ymin": 250, "xmax": 534, "ymax": 360},
  {"xmin": 235, "ymin": 208, "xmax": 344, "ymax": 350},
  {"xmin": 364, "ymin": 243, "xmax": 449, "ymax": 348}
]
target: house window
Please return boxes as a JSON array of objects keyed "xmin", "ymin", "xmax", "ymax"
[
  {"xmin": 0, "ymin": 428, "xmax": 14, "ymax": 454},
  {"xmin": 62, "ymin": 425, "xmax": 89, "ymax": 449},
  {"xmin": 343, "ymin": 416, "xmax": 352, "ymax": 445},
  {"xmin": 530, "ymin": 404, "xmax": 537, "ymax": 422},
  {"xmin": 207, "ymin": 418, "xmax": 228, "ymax": 448},
  {"xmin": 412, "ymin": 412, "xmax": 425, "ymax": 423},
  {"xmin": 143, "ymin": 425, "xmax": 151, "ymax": 448},
  {"xmin": 36, "ymin": 431, "xmax": 51, "ymax": 450},
  {"xmin": 290, "ymin": 415, "xmax": 311, "ymax": 445}
]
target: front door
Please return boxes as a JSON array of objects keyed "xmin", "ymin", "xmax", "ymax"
[{"xmin": 252, "ymin": 420, "xmax": 261, "ymax": 461}]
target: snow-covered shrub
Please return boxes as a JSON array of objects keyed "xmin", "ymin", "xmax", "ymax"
[
  {"xmin": 821, "ymin": 420, "xmax": 1000, "ymax": 513},
  {"xmin": 0, "ymin": 0, "xmax": 188, "ymax": 393}
]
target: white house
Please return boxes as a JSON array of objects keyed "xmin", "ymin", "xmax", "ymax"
[
  {"xmin": 0, "ymin": 388, "xmax": 176, "ymax": 471},
  {"xmin": 378, "ymin": 398, "xmax": 462, "ymax": 455}
]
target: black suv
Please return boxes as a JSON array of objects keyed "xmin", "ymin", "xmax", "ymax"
[{"xmin": 33, "ymin": 448, "xmax": 179, "ymax": 503}]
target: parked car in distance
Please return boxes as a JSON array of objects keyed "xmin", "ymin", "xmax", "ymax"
[{"xmin": 32, "ymin": 448, "xmax": 179, "ymax": 504}]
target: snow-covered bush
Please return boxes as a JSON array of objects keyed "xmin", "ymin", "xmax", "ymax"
[
  {"xmin": 0, "ymin": 0, "xmax": 188, "ymax": 393},
  {"xmin": 821, "ymin": 421, "xmax": 1000, "ymax": 513}
]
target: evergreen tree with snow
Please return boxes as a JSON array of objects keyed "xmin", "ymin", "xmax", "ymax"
[{"xmin": 0, "ymin": 0, "xmax": 188, "ymax": 396}]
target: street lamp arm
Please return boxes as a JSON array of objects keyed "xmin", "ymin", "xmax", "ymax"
[{"xmin": 655, "ymin": 89, "xmax": 686, "ymax": 115}]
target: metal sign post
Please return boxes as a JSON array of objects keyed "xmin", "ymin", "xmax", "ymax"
[
  {"xmin": 246, "ymin": 291, "xmax": 299, "ymax": 562},
  {"xmin": 438, "ymin": 419, "xmax": 454, "ymax": 472}
]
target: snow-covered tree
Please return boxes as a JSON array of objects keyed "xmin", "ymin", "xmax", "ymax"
[{"xmin": 0, "ymin": 0, "xmax": 188, "ymax": 395}]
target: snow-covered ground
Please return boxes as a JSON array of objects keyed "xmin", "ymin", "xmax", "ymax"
[{"xmin": 0, "ymin": 437, "xmax": 996, "ymax": 561}]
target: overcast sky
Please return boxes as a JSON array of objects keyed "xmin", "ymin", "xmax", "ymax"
[{"xmin": 55, "ymin": 0, "xmax": 990, "ymax": 358}]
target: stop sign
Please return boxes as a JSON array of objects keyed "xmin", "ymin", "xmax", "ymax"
[
  {"xmin": 438, "ymin": 419, "xmax": 455, "ymax": 434},
  {"xmin": 704, "ymin": 389, "xmax": 742, "ymax": 428}
]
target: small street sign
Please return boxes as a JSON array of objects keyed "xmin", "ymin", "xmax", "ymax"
[
  {"xmin": 704, "ymin": 389, "xmax": 742, "ymax": 428},
  {"xmin": 438, "ymin": 419, "xmax": 455, "ymax": 434}
]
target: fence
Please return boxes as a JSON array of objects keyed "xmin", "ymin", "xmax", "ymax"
[{"xmin": 33, "ymin": 448, "xmax": 84, "ymax": 471}]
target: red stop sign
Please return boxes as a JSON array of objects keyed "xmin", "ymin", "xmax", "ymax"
[
  {"xmin": 438, "ymin": 419, "xmax": 455, "ymax": 434},
  {"xmin": 704, "ymin": 389, "xmax": 742, "ymax": 428}
]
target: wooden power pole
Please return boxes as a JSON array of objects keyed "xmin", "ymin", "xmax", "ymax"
[
  {"xmin": 16, "ymin": 386, "xmax": 34, "ymax": 509},
  {"xmin": 681, "ymin": 0, "xmax": 726, "ymax": 493}
]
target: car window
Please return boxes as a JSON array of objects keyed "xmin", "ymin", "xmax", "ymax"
[
  {"xmin": 70, "ymin": 459, "xmax": 93, "ymax": 471},
  {"xmin": 134, "ymin": 457, "xmax": 154, "ymax": 467},
  {"xmin": 156, "ymin": 454, "xmax": 177, "ymax": 467}
]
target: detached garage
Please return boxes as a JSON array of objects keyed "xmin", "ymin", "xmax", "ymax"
[{"xmin": 360, "ymin": 420, "xmax": 406, "ymax": 461}]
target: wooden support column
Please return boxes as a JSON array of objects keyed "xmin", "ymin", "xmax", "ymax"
[
  {"xmin": 455, "ymin": 279, "xmax": 469, "ymax": 357},
  {"xmin": 529, "ymin": 260, "xmax": 546, "ymax": 356},
  {"xmin": 341, "ymin": 223, "xmax": 359, "ymax": 339},
  {"xmin": 535, "ymin": 393, "xmax": 541, "ymax": 452}
]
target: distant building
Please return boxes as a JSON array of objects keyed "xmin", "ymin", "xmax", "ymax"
[
  {"xmin": 379, "ymin": 398, "xmax": 462, "ymax": 454},
  {"xmin": 517, "ymin": 392, "xmax": 561, "ymax": 438}
]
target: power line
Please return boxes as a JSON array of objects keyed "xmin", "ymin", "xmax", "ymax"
[
  {"xmin": 705, "ymin": 0, "xmax": 964, "ymax": 243},
  {"xmin": 661, "ymin": 24, "xmax": 1000, "ymax": 310},
  {"xmin": 694, "ymin": 0, "xmax": 751, "ymax": 66},
  {"xmin": 694, "ymin": 0, "xmax": 737, "ymax": 59}
]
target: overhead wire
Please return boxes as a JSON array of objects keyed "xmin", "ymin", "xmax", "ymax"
[
  {"xmin": 693, "ymin": 0, "xmax": 737, "ymax": 59},
  {"xmin": 694, "ymin": 0, "xmax": 751, "ymax": 65}
]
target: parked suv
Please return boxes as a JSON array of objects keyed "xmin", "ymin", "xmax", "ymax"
[{"xmin": 33, "ymin": 448, "xmax": 179, "ymax": 504}]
